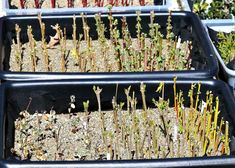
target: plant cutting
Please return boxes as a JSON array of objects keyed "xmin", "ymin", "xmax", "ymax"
[
  {"xmin": 10, "ymin": 12, "xmax": 191, "ymax": 73},
  {"xmin": 8, "ymin": 80, "xmax": 231, "ymax": 160}
]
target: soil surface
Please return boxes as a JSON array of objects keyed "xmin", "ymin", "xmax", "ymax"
[
  {"xmin": 12, "ymin": 108, "xmax": 196, "ymax": 160},
  {"xmin": 10, "ymin": 39, "xmax": 190, "ymax": 72},
  {"xmin": 9, "ymin": 0, "xmax": 154, "ymax": 9}
]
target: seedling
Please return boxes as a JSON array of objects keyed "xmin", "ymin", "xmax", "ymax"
[
  {"xmin": 217, "ymin": 31, "xmax": 235, "ymax": 65},
  {"xmin": 93, "ymin": 86, "xmax": 108, "ymax": 151},
  {"xmin": 59, "ymin": 27, "xmax": 67, "ymax": 72},
  {"xmin": 71, "ymin": 15, "xmax": 83, "ymax": 71},
  {"xmin": 194, "ymin": 0, "xmax": 235, "ymax": 19},
  {"xmin": 95, "ymin": 13, "xmax": 110, "ymax": 71},
  {"xmin": 38, "ymin": 14, "xmax": 50, "ymax": 71},
  {"xmin": 27, "ymin": 26, "xmax": 37, "ymax": 71},
  {"xmin": 13, "ymin": 24, "xmax": 22, "ymax": 71}
]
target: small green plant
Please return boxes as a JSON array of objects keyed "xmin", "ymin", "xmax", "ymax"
[
  {"xmin": 194, "ymin": 0, "xmax": 235, "ymax": 19},
  {"xmin": 217, "ymin": 31, "xmax": 235, "ymax": 64},
  {"xmin": 193, "ymin": 0, "xmax": 209, "ymax": 19},
  {"xmin": 108, "ymin": 8, "xmax": 122, "ymax": 71}
]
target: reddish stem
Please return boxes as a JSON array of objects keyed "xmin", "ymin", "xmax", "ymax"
[
  {"xmin": 115, "ymin": 0, "xmax": 118, "ymax": 6},
  {"xmin": 19, "ymin": 0, "xmax": 25, "ymax": 8},
  {"xmin": 98, "ymin": 0, "xmax": 105, "ymax": 7},
  {"xmin": 121, "ymin": 0, "xmax": 129, "ymax": 6},
  {"xmin": 125, "ymin": 0, "xmax": 129, "ymax": 6},
  {"xmin": 121, "ymin": 0, "xmax": 124, "ymax": 6},
  {"xmin": 139, "ymin": 0, "xmax": 145, "ymax": 6},
  {"xmin": 34, "ymin": 0, "xmax": 40, "ymax": 8},
  {"xmin": 96, "ymin": 0, "xmax": 100, "ymax": 7},
  {"xmin": 109, "ymin": 0, "xmax": 114, "ymax": 6},
  {"xmin": 51, "ymin": 0, "xmax": 56, "ymax": 8},
  {"xmin": 67, "ymin": 0, "xmax": 74, "ymax": 7},
  {"xmin": 82, "ymin": 0, "xmax": 88, "ymax": 7}
]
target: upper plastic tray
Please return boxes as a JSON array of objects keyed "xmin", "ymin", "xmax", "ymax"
[{"xmin": 0, "ymin": 11, "xmax": 218, "ymax": 81}]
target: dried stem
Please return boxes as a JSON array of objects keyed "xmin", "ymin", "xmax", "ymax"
[
  {"xmin": 54, "ymin": 125, "xmax": 62, "ymax": 160},
  {"xmin": 173, "ymin": 77, "xmax": 178, "ymax": 119},
  {"xmin": 83, "ymin": 100, "xmax": 91, "ymax": 148},
  {"xmin": 225, "ymin": 121, "xmax": 229, "ymax": 155},
  {"xmin": 93, "ymin": 86, "xmax": 108, "ymax": 151},
  {"xmin": 27, "ymin": 26, "xmax": 37, "ymax": 72},
  {"xmin": 59, "ymin": 27, "xmax": 67, "ymax": 72},
  {"xmin": 140, "ymin": 82, "xmax": 147, "ymax": 112},
  {"xmin": 38, "ymin": 14, "xmax": 50, "ymax": 71},
  {"xmin": 213, "ymin": 97, "xmax": 219, "ymax": 145},
  {"xmin": 14, "ymin": 24, "xmax": 22, "ymax": 71},
  {"xmin": 82, "ymin": 13, "xmax": 95, "ymax": 71}
]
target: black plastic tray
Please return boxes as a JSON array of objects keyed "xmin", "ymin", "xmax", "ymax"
[
  {"xmin": 0, "ymin": 11, "xmax": 218, "ymax": 81},
  {"xmin": 207, "ymin": 27, "xmax": 235, "ymax": 90},
  {"xmin": 0, "ymin": 79, "xmax": 235, "ymax": 167}
]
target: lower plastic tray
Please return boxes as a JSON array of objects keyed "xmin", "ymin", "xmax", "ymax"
[{"xmin": 0, "ymin": 79, "xmax": 235, "ymax": 167}]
